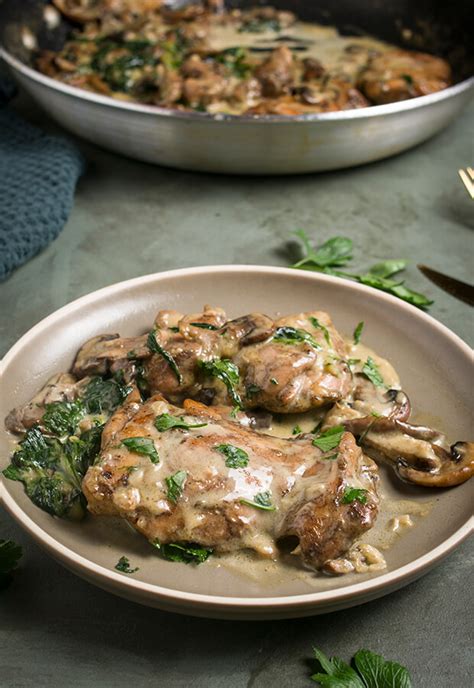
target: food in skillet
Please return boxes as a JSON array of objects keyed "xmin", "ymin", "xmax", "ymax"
[
  {"xmin": 36, "ymin": 0, "xmax": 452, "ymax": 115},
  {"xmin": 4, "ymin": 307, "xmax": 473, "ymax": 573}
]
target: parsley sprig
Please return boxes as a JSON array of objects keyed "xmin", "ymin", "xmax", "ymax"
[
  {"xmin": 198, "ymin": 358, "xmax": 242, "ymax": 411},
  {"xmin": 312, "ymin": 647, "xmax": 413, "ymax": 687},
  {"xmin": 0, "ymin": 539, "xmax": 23, "ymax": 590},
  {"xmin": 121, "ymin": 437, "xmax": 159, "ymax": 464},
  {"xmin": 291, "ymin": 231, "xmax": 432, "ymax": 309}
]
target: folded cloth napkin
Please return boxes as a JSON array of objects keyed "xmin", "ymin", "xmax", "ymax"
[{"xmin": 0, "ymin": 77, "xmax": 85, "ymax": 280}]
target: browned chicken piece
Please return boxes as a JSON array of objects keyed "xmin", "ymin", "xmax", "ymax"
[
  {"xmin": 4, "ymin": 373, "xmax": 86, "ymax": 434},
  {"xmin": 358, "ymin": 48, "xmax": 451, "ymax": 104},
  {"xmin": 83, "ymin": 397, "xmax": 379, "ymax": 570},
  {"xmin": 234, "ymin": 311, "xmax": 352, "ymax": 412},
  {"xmin": 180, "ymin": 55, "xmax": 232, "ymax": 107},
  {"xmin": 254, "ymin": 46, "xmax": 295, "ymax": 97},
  {"xmin": 72, "ymin": 307, "xmax": 351, "ymax": 414}
]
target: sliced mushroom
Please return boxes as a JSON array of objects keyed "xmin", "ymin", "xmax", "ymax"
[
  {"xmin": 72, "ymin": 333, "xmax": 149, "ymax": 378},
  {"xmin": 343, "ymin": 415, "xmax": 474, "ymax": 488}
]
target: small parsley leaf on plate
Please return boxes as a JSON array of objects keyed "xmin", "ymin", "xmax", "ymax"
[
  {"xmin": 362, "ymin": 357, "xmax": 385, "ymax": 388},
  {"xmin": 154, "ymin": 413, "xmax": 207, "ymax": 432},
  {"xmin": 121, "ymin": 437, "xmax": 159, "ymax": 463},
  {"xmin": 312, "ymin": 425, "xmax": 345, "ymax": 452},
  {"xmin": 215, "ymin": 444, "xmax": 249, "ymax": 468},
  {"xmin": 165, "ymin": 470, "xmax": 187, "ymax": 503},
  {"xmin": 114, "ymin": 556, "xmax": 139, "ymax": 574},
  {"xmin": 240, "ymin": 490, "xmax": 276, "ymax": 511}
]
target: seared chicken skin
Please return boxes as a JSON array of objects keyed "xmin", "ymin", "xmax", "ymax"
[
  {"xmin": 71, "ymin": 307, "xmax": 352, "ymax": 413},
  {"xmin": 83, "ymin": 396, "xmax": 379, "ymax": 569}
]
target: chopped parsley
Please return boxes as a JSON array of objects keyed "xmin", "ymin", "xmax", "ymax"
[
  {"xmin": 309, "ymin": 317, "xmax": 331, "ymax": 345},
  {"xmin": 341, "ymin": 487, "xmax": 368, "ymax": 505},
  {"xmin": 165, "ymin": 470, "xmax": 187, "ymax": 503},
  {"xmin": 190, "ymin": 322, "xmax": 219, "ymax": 330},
  {"xmin": 353, "ymin": 321, "xmax": 364, "ymax": 345},
  {"xmin": 362, "ymin": 357, "xmax": 385, "ymax": 387},
  {"xmin": 240, "ymin": 490, "xmax": 276, "ymax": 511},
  {"xmin": 312, "ymin": 647, "xmax": 413, "ymax": 687},
  {"xmin": 292, "ymin": 425, "xmax": 303, "ymax": 435},
  {"xmin": 147, "ymin": 330, "xmax": 182, "ymax": 384},
  {"xmin": 198, "ymin": 358, "xmax": 242, "ymax": 410},
  {"xmin": 154, "ymin": 413, "xmax": 207, "ymax": 432},
  {"xmin": 273, "ymin": 326, "xmax": 322, "ymax": 350},
  {"xmin": 214, "ymin": 444, "xmax": 249, "ymax": 468},
  {"xmin": 0, "ymin": 539, "xmax": 23, "ymax": 590},
  {"xmin": 114, "ymin": 556, "xmax": 139, "ymax": 574},
  {"xmin": 152, "ymin": 540, "xmax": 212, "ymax": 565},
  {"xmin": 312, "ymin": 425, "xmax": 345, "ymax": 452},
  {"xmin": 121, "ymin": 437, "xmax": 159, "ymax": 463}
]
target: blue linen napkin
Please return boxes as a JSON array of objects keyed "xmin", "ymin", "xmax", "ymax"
[{"xmin": 0, "ymin": 77, "xmax": 85, "ymax": 280}]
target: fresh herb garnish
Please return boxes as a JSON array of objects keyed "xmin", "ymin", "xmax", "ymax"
[
  {"xmin": 309, "ymin": 317, "xmax": 331, "ymax": 345},
  {"xmin": 292, "ymin": 425, "xmax": 303, "ymax": 435},
  {"xmin": 362, "ymin": 357, "xmax": 385, "ymax": 388},
  {"xmin": 270, "ymin": 378, "xmax": 279, "ymax": 385},
  {"xmin": 0, "ymin": 539, "xmax": 23, "ymax": 590},
  {"xmin": 198, "ymin": 359, "xmax": 242, "ymax": 410},
  {"xmin": 215, "ymin": 444, "xmax": 249, "ymax": 468},
  {"xmin": 152, "ymin": 540, "xmax": 212, "ymax": 565},
  {"xmin": 401, "ymin": 74, "xmax": 414, "ymax": 85},
  {"xmin": 165, "ymin": 470, "xmax": 187, "ymax": 503},
  {"xmin": 290, "ymin": 231, "xmax": 433, "ymax": 309},
  {"xmin": 311, "ymin": 647, "xmax": 413, "ymax": 687},
  {"xmin": 312, "ymin": 425, "xmax": 345, "ymax": 452},
  {"xmin": 240, "ymin": 490, "xmax": 276, "ymax": 511},
  {"xmin": 154, "ymin": 413, "xmax": 207, "ymax": 433},
  {"xmin": 353, "ymin": 321, "xmax": 364, "ymax": 345},
  {"xmin": 273, "ymin": 326, "xmax": 322, "ymax": 350},
  {"xmin": 341, "ymin": 487, "xmax": 368, "ymax": 505},
  {"xmin": 121, "ymin": 437, "xmax": 159, "ymax": 464},
  {"xmin": 147, "ymin": 330, "xmax": 183, "ymax": 384},
  {"xmin": 190, "ymin": 322, "xmax": 219, "ymax": 330},
  {"xmin": 114, "ymin": 556, "xmax": 139, "ymax": 574}
]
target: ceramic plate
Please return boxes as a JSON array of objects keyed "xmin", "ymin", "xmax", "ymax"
[{"xmin": 1, "ymin": 267, "xmax": 472, "ymax": 619}]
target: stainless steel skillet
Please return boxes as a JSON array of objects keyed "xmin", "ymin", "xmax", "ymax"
[{"xmin": 0, "ymin": 0, "xmax": 473, "ymax": 174}]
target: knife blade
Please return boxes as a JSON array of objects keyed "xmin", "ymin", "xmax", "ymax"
[{"xmin": 417, "ymin": 264, "xmax": 474, "ymax": 307}]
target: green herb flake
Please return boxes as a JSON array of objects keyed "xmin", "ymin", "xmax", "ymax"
[
  {"xmin": 154, "ymin": 413, "xmax": 207, "ymax": 433},
  {"xmin": 401, "ymin": 73, "xmax": 414, "ymax": 85},
  {"xmin": 114, "ymin": 556, "xmax": 139, "ymax": 574},
  {"xmin": 215, "ymin": 444, "xmax": 249, "ymax": 468},
  {"xmin": 147, "ymin": 330, "xmax": 183, "ymax": 384},
  {"xmin": 353, "ymin": 321, "xmax": 364, "ymax": 345},
  {"xmin": 311, "ymin": 646, "xmax": 413, "ymax": 687},
  {"xmin": 198, "ymin": 358, "xmax": 242, "ymax": 410},
  {"xmin": 341, "ymin": 487, "xmax": 368, "ymax": 505},
  {"xmin": 309, "ymin": 317, "xmax": 331, "ymax": 345},
  {"xmin": 312, "ymin": 425, "xmax": 345, "ymax": 452},
  {"xmin": 292, "ymin": 425, "xmax": 303, "ymax": 435},
  {"xmin": 270, "ymin": 378, "xmax": 279, "ymax": 385},
  {"xmin": 362, "ymin": 357, "xmax": 385, "ymax": 388},
  {"xmin": 0, "ymin": 539, "xmax": 23, "ymax": 590},
  {"xmin": 42, "ymin": 400, "xmax": 85, "ymax": 436},
  {"xmin": 152, "ymin": 540, "xmax": 212, "ymax": 565},
  {"xmin": 273, "ymin": 326, "xmax": 322, "ymax": 350},
  {"xmin": 121, "ymin": 437, "xmax": 159, "ymax": 464},
  {"xmin": 240, "ymin": 490, "xmax": 276, "ymax": 511},
  {"xmin": 189, "ymin": 322, "xmax": 219, "ymax": 330},
  {"xmin": 165, "ymin": 470, "xmax": 187, "ymax": 503}
]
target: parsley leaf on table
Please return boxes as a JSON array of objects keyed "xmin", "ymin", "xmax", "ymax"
[
  {"xmin": 290, "ymin": 231, "xmax": 433, "ymax": 309},
  {"xmin": 311, "ymin": 647, "xmax": 413, "ymax": 687},
  {"xmin": 0, "ymin": 539, "xmax": 23, "ymax": 590}
]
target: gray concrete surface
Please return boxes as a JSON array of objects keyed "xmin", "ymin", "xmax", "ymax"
[{"xmin": 0, "ymin": 90, "xmax": 473, "ymax": 687}]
